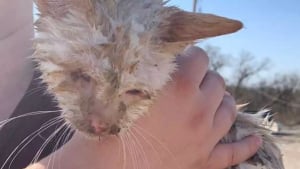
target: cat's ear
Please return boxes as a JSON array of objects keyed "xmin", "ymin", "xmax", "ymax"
[
  {"xmin": 35, "ymin": 0, "xmax": 93, "ymax": 17},
  {"xmin": 156, "ymin": 8, "xmax": 243, "ymax": 42}
]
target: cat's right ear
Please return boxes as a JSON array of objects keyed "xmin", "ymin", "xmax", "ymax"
[{"xmin": 156, "ymin": 7, "xmax": 243, "ymax": 42}]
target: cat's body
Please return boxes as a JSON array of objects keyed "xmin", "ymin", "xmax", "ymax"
[
  {"xmin": 224, "ymin": 113, "xmax": 283, "ymax": 169},
  {"xmin": 32, "ymin": 0, "xmax": 284, "ymax": 168}
]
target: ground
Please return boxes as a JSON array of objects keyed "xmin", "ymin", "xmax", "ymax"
[
  {"xmin": 275, "ymin": 126, "xmax": 300, "ymax": 169},
  {"xmin": 279, "ymin": 142, "xmax": 300, "ymax": 169}
]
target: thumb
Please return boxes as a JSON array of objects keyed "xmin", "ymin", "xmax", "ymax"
[{"xmin": 207, "ymin": 135, "xmax": 262, "ymax": 169}]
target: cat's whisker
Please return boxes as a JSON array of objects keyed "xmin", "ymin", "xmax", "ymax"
[
  {"xmin": 44, "ymin": 123, "xmax": 67, "ymax": 169},
  {"xmin": 24, "ymin": 86, "xmax": 47, "ymax": 97},
  {"xmin": 119, "ymin": 135, "xmax": 127, "ymax": 169},
  {"xmin": 30, "ymin": 117, "xmax": 63, "ymax": 165},
  {"xmin": 7, "ymin": 117, "xmax": 62, "ymax": 169},
  {"xmin": 8, "ymin": 117, "xmax": 64, "ymax": 169},
  {"xmin": 42, "ymin": 125, "xmax": 64, "ymax": 169},
  {"xmin": 128, "ymin": 129, "xmax": 150, "ymax": 169},
  {"xmin": 123, "ymin": 133, "xmax": 136, "ymax": 169},
  {"xmin": 126, "ymin": 130, "xmax": 140, "ymax": 169},
  {"xmin": 131, "ymin": 126, "xmax": 162, "ymax": 167},
  {"xmin": 58, "ymin": 124, "xmax": 74, "ymax": 169},
  {"xmin": 31, "ymin": 120, "xmax": 69, "ymax": 165},
  {"xmin": 116, "ymin": 135, "xmax": 123, "ymax": 164},
  {"xmin": 133, "ymin": 124, "xmax": 181, "ymax": 169},
  {"xmin": 2, "ymin": 117, "xmax": 63, "ymax": 169},
  {"xmin": 0, "ymin": 110, "xmax": 61, "ymax": 128},
  {"xmin": 48, "ymin": 123, "xmax": 71, "ymax": 169}
]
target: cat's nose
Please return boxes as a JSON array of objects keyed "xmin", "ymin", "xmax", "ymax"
[
  {"xmin": 90, "ymin": 120, "xmax": 108, "ymax": 135},
  {"xmin": 90, "ymin": 119, "xmax": 120, "ymax": 135},
  {"xmin": 88, "ymin": 115, "xmax": 121, "ymax": 135}
]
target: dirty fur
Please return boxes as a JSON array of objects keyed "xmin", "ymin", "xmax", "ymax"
[{"xmin": 32, "ymin": 0, "xmax": 284, "ymax": 168}]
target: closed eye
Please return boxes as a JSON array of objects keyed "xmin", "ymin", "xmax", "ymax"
[
  {"xmin": 70, "ymin": 70, "xmax": 91, "ymax": 82},
  {"xmin": 125, "ymin": 89, "xmax": 151, "ymax": 99},
  {"xmin": 126, "ymin": 89, "xmax": 143, "ymax": 96}
]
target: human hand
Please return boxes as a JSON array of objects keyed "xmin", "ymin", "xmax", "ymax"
[
  {"xmin": 27, "ymin": 46, "xmax": 261, "ymax": 169},
  {"xmin": 131, "ymin": 46, "xmax": 262, "ymax": 169}
]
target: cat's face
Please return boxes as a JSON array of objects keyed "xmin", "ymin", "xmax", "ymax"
[{"xmin": 34, "ymin": 0, "xmax": 242, "ymax": 137}]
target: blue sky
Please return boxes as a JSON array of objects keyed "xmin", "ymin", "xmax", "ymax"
[
  {"xmin": 34, "ymin": 1, "xmax": 300, "ymax": 81},
  {"xmin": 168, "ymin": 0, "xmax": 300, "ymax": 80}
]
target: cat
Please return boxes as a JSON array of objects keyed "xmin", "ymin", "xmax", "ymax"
[{"xmin": 29, "ymin": 0, "xmax": 284, "ymax": 168}]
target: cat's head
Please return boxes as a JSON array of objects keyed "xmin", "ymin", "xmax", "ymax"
[{"xmin": 34, "ymin": 0, "xmax": 242, "ymax": 137}]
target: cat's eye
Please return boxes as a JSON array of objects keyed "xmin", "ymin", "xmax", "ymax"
[
  {"xmin": 70, "ymin": 71, "xmax": 91, "ymax": 82},
  {"xmin": 126, "ymin": 89, "xmax": 143, "ymax": 96},
  {"xmin": 125, "ymin": 89, "xmax": 151, "ymax": 99}
]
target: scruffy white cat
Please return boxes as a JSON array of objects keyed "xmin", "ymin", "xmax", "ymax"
[{"xmin": 32, "ymin": 0, "xmax": 284, "ymax": 168}]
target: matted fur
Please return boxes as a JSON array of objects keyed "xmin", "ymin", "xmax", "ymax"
[{"xmin": 32, "ymin": 0, "xmax": 284, "ymax": 168}]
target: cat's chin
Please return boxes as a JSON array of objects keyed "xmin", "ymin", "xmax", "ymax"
[
  {"xmin": 77, "ymin": 130, "xmax": 112, "ymax": 141},
  {"xmin": 76, "ymin": 126, "xmax": 128, "ymax": 141}
]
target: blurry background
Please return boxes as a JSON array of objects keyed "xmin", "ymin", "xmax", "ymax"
[
  {"xmin": 166, "ymin": 0, "xmax": 300, "ymax": 127},
  {"xmin": 168, "ymin": 0, "xmax": 300, "ymax": 168}
]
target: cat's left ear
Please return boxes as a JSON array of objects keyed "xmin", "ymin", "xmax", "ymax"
[
  {"xmin": 156, "ymin": 8, "xmax": 243, "ymax": 42},
  {"xmin": 35, "ymin": 0, "xmax": 93, "ymax": 18}
]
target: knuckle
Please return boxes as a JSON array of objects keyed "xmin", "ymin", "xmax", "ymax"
[
  {"xmin": 223, "ymin": 95, "xmax": 237, "ymax": 121},
  {"xmin": 206, "ymin": 71, "xmax": 226, "ymax": 88},
  {"xmin": 174, "ymin": 74, "xmax": 198, "ymax": 95}
]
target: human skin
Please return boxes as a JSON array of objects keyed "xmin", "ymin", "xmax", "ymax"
[
  {"xmin": 0, "ymin": 1, "xmax": 261, "ymax": 169},
  {"xmin": 0, "ymin": 0, "xmax": 34, "ymax": 121},
  {"xmin": 27, "ymin": 47, "xmax": 262, "ymax": 169}
]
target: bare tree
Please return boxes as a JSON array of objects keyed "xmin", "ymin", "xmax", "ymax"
[
  {"xmin": 270, "ymin": 74, "xmax": 300, "ymax": 125},
  {"xmin": 233, "ymin": 51, "xmax": 270, "ymax": 97},
  {"xmin": 204, "ymin": 45, "xmax": 229, "ymax": 72},
  {"xmin": 193, "ymin": 0, "xmax": 198, "ymax": 12},
  {"xmin": 193, "ymin": 0, "xmax": 203, "ymax": 12}
]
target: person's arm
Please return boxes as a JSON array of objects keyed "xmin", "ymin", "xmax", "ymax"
[
  {"xmin": 0, "ymin": 0, "xmax": 34, "ymax": 121},
  {"xmin": 0, "ymin": 2, "xmax": 68, "ymax": 169},
  {"xmin": 27, "ymin": 47, "xmax": 262, "ymax": 169}
]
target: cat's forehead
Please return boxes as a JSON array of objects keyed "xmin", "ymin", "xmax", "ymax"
[{"xmin": 35, "ymin": 0, "xmax": 243, "ymax": 88}]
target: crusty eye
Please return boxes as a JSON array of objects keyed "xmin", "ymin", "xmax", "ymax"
[
  {"xmin": 126, "ymin": 89, "xmax": 143, "ymax": 96},
  {"xmin": 70, "ymin": 70, "xmax": 91, "ymax": 82},
  {"xmin": 125, "ymin": 89, "xmax": 151, "ymax": 99}
]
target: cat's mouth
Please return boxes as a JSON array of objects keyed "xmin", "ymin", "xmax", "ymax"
[
  {"xmin": 65, "ymin": 113, "xmax": 123, "ymax": 137},
  {"xmin": 88, "ymin": 121, "xmax": 121, "ymax": 136},
  {"xmin": 74, "ymin": 122, "xmax": 122, "ymax": 138}
]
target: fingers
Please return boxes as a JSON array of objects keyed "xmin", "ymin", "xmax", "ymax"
[
  {"xmin": 211, "ymin": 93, "xmax": 237, "ymax": 142},
  {"xmin": 207, "ymin": 136, "xmax": 262, "ymax": 169},
  {"xmin": 171, "ymin": 46, "xmax": 209, "ymax": 96},
  {"xmin": 199, "ymin": 71, "xmax": 226, "ymax": 118},
  {"xmin": 192, "ymin": 71, "xmax": 226, "ymax": 128}
]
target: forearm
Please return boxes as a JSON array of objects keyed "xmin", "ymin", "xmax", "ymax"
[{"xmin": 0, "ymin": 0, "xmax": 34, "ymax": 120}]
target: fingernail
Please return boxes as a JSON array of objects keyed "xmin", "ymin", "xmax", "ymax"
[
  {"xmin": 183, "ymin": 45, "xmax": 193, "ymax": 52},
  {"xmin": 182, "ymin": 46, "xmax": 204, "ymax": 57}
]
